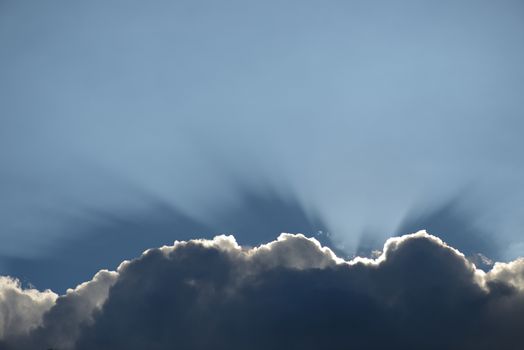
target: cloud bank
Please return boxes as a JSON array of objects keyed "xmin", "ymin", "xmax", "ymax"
[{"xmin": 1, "ymin": 231, "xmax": 524, "ymax": 349}]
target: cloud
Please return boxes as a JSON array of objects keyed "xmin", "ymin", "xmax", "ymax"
[
  {"xmin": 1, "ymin": 231, "xmax": 524, "ymax": 349},
  {"xmin": 0, "ymin": 270, "xmax": 116, "ymax": 350},
  {"xmin": 22, "ymin": 270, "xmax": 118, "ymax": 350},
  {"xmin": 395, "ymin": 194, "xmax": 499, "ymax": 261},
  {"xmin": 0, "ymin": 186, "xmax": 331, "ymax": 294},
  {"xmin": 0, "ymin": 277, "xmax": 56, "ymax": 342}
]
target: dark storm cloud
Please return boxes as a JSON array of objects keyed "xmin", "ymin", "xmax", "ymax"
[{"xmin": 2, "ymin": 232, "xmax": 524, "ymax": 349}]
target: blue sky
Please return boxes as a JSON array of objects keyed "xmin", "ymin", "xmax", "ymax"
[{"xmin": 1, "ymin": 0, "xmax": 524, "ymax": 291}]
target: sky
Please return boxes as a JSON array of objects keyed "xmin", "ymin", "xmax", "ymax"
[
  {"xmin": 1, "ymin": 1, "xmax": 524, "ymax": 348},
  {"xmin": 1, "ymin": 0, "xmax": 524, "ymax": 295}
]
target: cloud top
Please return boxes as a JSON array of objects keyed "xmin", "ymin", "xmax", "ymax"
[
  {"xmin": 1, "ymin": 231, "xmax": 523, "ymax": 349},
  {"xmin": 0, "ymin": 277, "xmax": 57, "ymax": 340}
]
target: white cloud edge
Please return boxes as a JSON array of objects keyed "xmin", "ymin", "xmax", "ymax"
[{"xmin": 1, "ymin": 229, "xmax": 524, "ymax": 341}]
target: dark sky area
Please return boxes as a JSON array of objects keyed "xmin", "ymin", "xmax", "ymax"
[{"xmin": 1, "ymin": 1, "xmax": 524, "ymax": 348}]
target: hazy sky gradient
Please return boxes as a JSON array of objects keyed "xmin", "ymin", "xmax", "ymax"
[{"xmin": 1, "ymin": 0, "xmax": 524, "ymax": 289}]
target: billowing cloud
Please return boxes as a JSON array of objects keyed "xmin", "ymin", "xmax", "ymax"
[
  {"xmin": 0, "ymin": 186, "xmax": 330, "ymax": 294},
  {"xmin": 0, "ymin": 269, "xmax": 116, "ymax": 350},
  {"xmin": 1, "ymin": 231, "xmax": 524, "ymax": 349},
  {"xmin": 0, "ymin": 277, "xmax": 57, "ymax": 341}
]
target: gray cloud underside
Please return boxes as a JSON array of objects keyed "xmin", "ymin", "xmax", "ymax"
[{"xmin": 1, "ymin": 231, "xmax": 524, "ymax": 350}]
